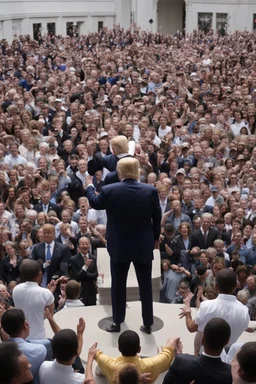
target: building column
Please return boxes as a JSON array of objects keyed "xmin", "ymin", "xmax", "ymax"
[
  {"xmin": 86, "ymin": 15, "xmax": 93, "ymax": 34},
  {"xmin": 21, "ymin": 18, "xmax": 30, "ymax": 37},
  {"xmin": 56, "ymin": 17, "xmax": 62, "ymax": 36},
  {"xmin": 3, "ymin": 20, "xmax": 13, "ymax": 43},
  {"xmin": 185, "ymin": 0, "xmax": 193, "ymax": 35}
]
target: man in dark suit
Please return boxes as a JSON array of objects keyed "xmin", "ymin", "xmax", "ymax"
[
  {"xmin": 87, "ymin": 135, "xmax": 131, "ymax": 184},
  {"xmin": 191, "ymin": 213, "xmax": 220, "ymax": 249},
  {"xmin": 154, "ymin": 151, "xmax": 170, "ymax": 176},
  {"xmin": 31, "ymin": 224, "xmax": 70, "ymax": 287},
  {"xmin": 86, "ymin": 158, "xmax": 161, "ymax": 334},
  {"xmin": 55, "ymin": 222, "xmax": 78, "ymax": 256},
  {"xmin": 34, "ymin": 190, "xmax": 61, "ymax": 218},
  {"xmin": 163, "ymin": 318, "xmax": 232, "ymax": 384},
  {"xmin": 70, "ymin": 237, "xmax": 98, "ymax": 305}
]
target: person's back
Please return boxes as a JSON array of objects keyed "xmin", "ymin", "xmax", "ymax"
[
  {"xmin": 1, "ymin": 308, "xmax": 48, "ymax": 384},
  {"xmin": 95, "ymin": 330, "xmax": 178, "ymax": 384},
  {"xmin": 92, "ymin": 179, "xmax": 160, "ymax": 263},
  {"xmin": 62, "ymin": 280, "xmax": 84, "ymax": 309},
  {"xmin": 39, "ymin": 329, "xmax": 85, "ymax": 384},
  {"xmin": 163, "ymin": 318, "xmax": 232, "ymax": 384},
  {"xmin": 195, "ymin": 269, "xmax": 249, "ymax": 347},
  {"xmin": 13, "ymin": 260, "xmax": 54, "ymax": 339}
]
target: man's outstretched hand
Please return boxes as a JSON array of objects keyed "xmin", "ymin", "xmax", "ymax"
[{"xmin": 77, "ymin": 317, "xmax": 86, "ymax": 335}]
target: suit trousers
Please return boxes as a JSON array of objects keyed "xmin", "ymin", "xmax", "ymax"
[{"xmin": 110, "ymin": 259, "xmax": 153, "ymax": 326}]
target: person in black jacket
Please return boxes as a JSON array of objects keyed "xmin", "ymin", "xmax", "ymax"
[
  {"xmin": 87, "ymin": 135, "xmax": 131, "ymax": 185},
  {"xmin": 163, "ymin": 318, "xmax": 232, "ymax": 384},
  {"xmin": 70, "ymin": 237, "xmax": 98, "ymax": 306}
]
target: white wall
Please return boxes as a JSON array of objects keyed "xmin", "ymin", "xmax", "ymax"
[
  {"xmin": 1, "ymin": 0, "xmax": 256, "ymax": 42},
  {"xmin": 0, "ymin": 0, "xmax": 118, "ymax": 41},
  {"xmin": 187, "ymin": 0, "xmax": 256, "ymax": 34}
]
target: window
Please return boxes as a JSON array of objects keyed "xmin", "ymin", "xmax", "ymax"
[
  {"xmin": 47, "ymin": 23, "xmax": 56, "ymax": 36},
  {"xmin": 216, "ymin": 13, "xmax": 228, "ymax": 34},
  {"xmin": 198, "ymin": 13, "xmax": 213, "ymax": 33},
  {"xmin": 66, "ymin": 22, "xmax": 78, "ymax": 37},
  {"xmin": 98, "ymin": 21, "xmax": 104, "ymax": 32},
  {"xmin": 33, "ymin": 23, "xmax": 41, "ymax": 41},
  {"xmin": 253, "ymin": 14, "xmax": 256, "ymax": 31}
]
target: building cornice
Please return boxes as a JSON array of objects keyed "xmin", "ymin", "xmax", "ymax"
[{"xmin": 0, "ymin": 12, "xmax": 116, "ymax": 20}]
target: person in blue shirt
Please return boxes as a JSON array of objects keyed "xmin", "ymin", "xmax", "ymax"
[
  {"xmin": 1, "ymin": 308, "xmax": 51, "ymax": 384},
  {"xmin": 18, "ymin": 72, "xmax": 34, "ymax": 91},
  {"xmin": 226, "ymin": 231, "xmax": 250, "ymax": 264}
]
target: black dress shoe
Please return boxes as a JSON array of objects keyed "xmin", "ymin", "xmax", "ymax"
[
  {"xmin": 140, "ymin": 325, "xmax": 152, "ymax": 334},
  {"xmin": 106, "ymin": 323, "xmax": 120, "ymax": 332}
]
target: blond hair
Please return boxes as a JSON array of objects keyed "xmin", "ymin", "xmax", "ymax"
[
  {"xmin": 110, "ymin": 136, "xmax": 129, "ymax": 155},
  {"xmin": 42, "ymin": 223, "xmax": 55, "ymax": 234},
  {"xmin": 117, "ymin": 158, "xmax": 140, "ymax": 181}
]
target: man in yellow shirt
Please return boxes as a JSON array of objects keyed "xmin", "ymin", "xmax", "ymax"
[{"xmin": 94, "ymin": 330, "xmax": 180, "ymax": 384}]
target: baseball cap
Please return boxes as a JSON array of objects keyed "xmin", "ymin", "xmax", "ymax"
[{"xmin": 176, "ymin": 168, "xmax": 186, "ymax": 176}]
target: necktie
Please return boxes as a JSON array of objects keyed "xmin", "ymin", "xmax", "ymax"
[
  {"xmin": 43, "ymin": 205, "xmax": 47, "ymax": 213},
  {"xmin": 46, "ymin": 245, "xmax": 51, "ymax": 261},
  {"xmin": 204, "ymin": 232, "xmax": 207, "ymax": 246}
]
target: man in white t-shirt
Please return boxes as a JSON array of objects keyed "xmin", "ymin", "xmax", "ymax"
[
  {"xmin": 179, "ymin": 269, "xmax": 249, "ymax": 348},
  {"xmin": 13, "ymin": 259, "xmax": 54, "ymax": 339},
  {"xmin": 39, "ymin": 328, "xmax": 86, "ymax": 384},
  {"xmin": 231, "ymin": 109, "xmax": 249, "ymax": 136},
  {"xmin": 158, "ymin": 115, "xmax": 172, "ymax": 138}
]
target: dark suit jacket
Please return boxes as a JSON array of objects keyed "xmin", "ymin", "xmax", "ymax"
[
  {"xmin": 70, "ymin": 253, "xmax": 98, "ymax": 305},
  {"xmin": 86, "ymin": 179, "xmax": 161, "ymax": 263},
  {"xmin": 55, "ymin": 235, "xmax": 77, "ymax": 256},
  {"xmin": 34, "ymin": 202, "xmax": 61, "ymax": 218},
  {"xmin": 88, "ymin": 153, "xmax": 118, "ymax": 176},
  {"xmin": 155, "ymin": 161, "xmax": 170, "ymax": 175},
  {"xmin": 191, "ymin": 228, "xmax": 220, "ymax": 249},
  {"xmin": 31, "ymin": 241, "xmax": 71, "ymax": 283},
  {"xmin": 104, "ymin": 170, "xmax": 120, "ymax": 185},
  {"xmin": 67, "ymin": 173, "xmax": 85, "ymax": 208},
  {"xmin": 163, "ymin": 353, "xmax": 232, "ymax": 384}
]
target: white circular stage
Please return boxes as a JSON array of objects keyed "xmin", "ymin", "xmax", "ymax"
[{"xmin": 45, "ymin": 302, "xmax": 256, "ymax": 384}]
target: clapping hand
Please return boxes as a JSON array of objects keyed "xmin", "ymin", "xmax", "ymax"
[
  {"xmin": 140, "ymin": 373, "xmax": 152, "ymax": 384},
  {"xmin": 165, "ymin": 337, "xmax": 182, "ymax": 354},
  {"xmin": 44, "ymin": 307, "xmax": 53, "ymax": 320},
  {"xmin": 85, "ymin": 175, "xmax": 93, "ymax": 187},
  {"xmin": 197, "ymin": 286, "xmax": 203, "ymax": 299},
  {"xmin": 88, "ymin": 342, "xmax": 99, "ymax": 359},
  {"xmin": 85, "ymin": 258, "xmax": 93, "ymax": 267},
  {"xmin": 47, "ymin": 279, "xmax": 58, "ymax": 293},
  {"xmin": 77, "ymin": 317, "xmax": 86, "ymax": 335},
  {"xmin": 183, "ymin": 291, "xmax": 193, "ymax": 306}
]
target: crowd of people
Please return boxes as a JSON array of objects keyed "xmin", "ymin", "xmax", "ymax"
[{"xmin": 0, "ymin": 23, "xmax": 256, "ymax": 382}]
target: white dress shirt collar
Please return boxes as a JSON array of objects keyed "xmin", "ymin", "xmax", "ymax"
[
  {"xmin": 45, "ymin": 240, "xmax": 55, "ymax": 250},
  {"xmin": 117, "ymin": 152, "xmax": 129, "ymax": 159},
  {"xmin": 202, "ymin": 352, "xmax": 220, "ymax": 359}
]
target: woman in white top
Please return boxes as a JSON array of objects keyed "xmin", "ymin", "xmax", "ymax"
[
  {"xmin": 231, "ymin": 109, "xmax": 249, "ymax": 136},
  {"xmin": 158, "ymin": 115, "xmax": 172, "ymax": 138}
]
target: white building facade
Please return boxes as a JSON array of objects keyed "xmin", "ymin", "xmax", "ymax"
[{"xmin": 0, "ymin": 0, "xmax": 256, "ymax": 42}]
